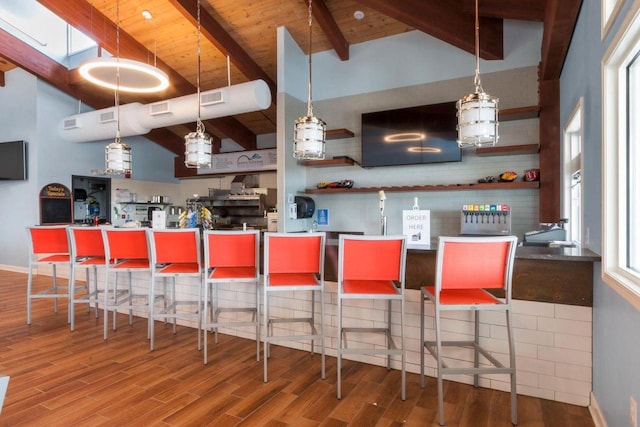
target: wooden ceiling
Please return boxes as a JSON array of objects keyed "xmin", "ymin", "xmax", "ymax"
[{"xmin": 0, "ymin": 0, "xmax": 581, "ymax": 159}]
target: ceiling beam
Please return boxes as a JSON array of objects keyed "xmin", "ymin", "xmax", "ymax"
[
  {"xmin": 35, "ymin": 0, "xmax": 259, "ymax": 150},
  {"xmin": 0, "ymin": 71, "xmax": 4, "ymax": 87},
  {"xmin": 462, "ymin": 0, "xmax": 545, "ymax": 22},
  {"xmin": 310, "ymin": 0, "xmax": 350, "ymax": 61},
  {"xmin": 539, "ymin": 0, "xmax": 583, "ymax": 80},
  {"xmin": 170, "ymin": 0, "xmax": 277, "ymax": 102},
  {"xmin": 355, "ymin": 0, "xmax": 504, "ymax": 60}
]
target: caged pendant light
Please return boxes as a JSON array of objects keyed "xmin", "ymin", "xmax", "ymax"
[
  {"xmin": 184, "ymin": 0, "xmax": 212, "ymax": 168},
  {"xmin": 293, "ymin": 0, "xmax": 326, "ymax": 160},
  {"xmin": 105, "ymin": 0, "xmax": 132, "ymax": 176},
  {"xmin": 456, "ymin": 0, "xmax": 499, "ymax": 148}
]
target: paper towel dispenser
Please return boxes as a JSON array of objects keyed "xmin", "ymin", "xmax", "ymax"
[{"xmin": 295, "ymin": 196, "xmax": 315, "ymax": 219}]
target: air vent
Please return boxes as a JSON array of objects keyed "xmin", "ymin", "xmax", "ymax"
[
  {"xmin": 201, "ymin": 90, "xmax": 224, "ymax": 106},
  {"xmin": 99, "ymin": 111, "xmax": 115, "ymax": 123},
  {"xmin": 149, "ymin": 101, "xmax": 171, "ymax": 116},
  {"xmin": 63, "ymin": 118, "xmax": 81, "ymax": 130}
]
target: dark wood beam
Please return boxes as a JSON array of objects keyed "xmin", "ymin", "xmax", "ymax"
[
  {"xmin": 356, "ymin": 0, "xmax": 504, "ymax": 60},
  {"xmin": 0, "ymin": 29, "xmax": 103, "ymax": 106},
  {"xmin": 462, "ymin": 0, "xmax": 545, "ymax": 22},
  {"xmin": 144, "ymin": 128, "xmax": 185, "ymax": 156},
  {"xmin": 538, "ymin": 78, "xmax": 561, "ymax": 222},
  {"xmin": 540, "ymin": 0, "xmax": 583, "ymax": 80},
  {"xmin": 205, "ymin": 116, "xmax": 257, "ymax": 151},
  {"xmin": 0, "ymin": 71, "xmax": 4, "ymax": 87},
  {"xmin": 170, "ymin": 0, "xmax": 277, "ymax": 102},
  {"xmin": 310, "ymin": 0, "xmax": 350, "ymax": 61}
]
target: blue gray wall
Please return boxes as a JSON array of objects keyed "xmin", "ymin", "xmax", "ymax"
[{"xmin": 560, "ymin": 1, "xmax": 640, "ymax": 425}]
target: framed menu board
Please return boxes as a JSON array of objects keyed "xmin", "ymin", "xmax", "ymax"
[{"xmin": 39, "ymin": 183, "xmax": 72, "ymax": 225}]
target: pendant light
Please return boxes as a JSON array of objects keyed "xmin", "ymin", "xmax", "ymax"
[
  {"xmin": 184, "ymin": 0, "xmax": 212, "ymax": 168},
  {"xmin": 79, "ymin": 5, "xmax": 168, "ymax": 94},
  {"xmin": 105, "ymin": 0, "xmax": 132, "ymax": 176},
  {"xmin": 293, "ymin": 0, "xmax": 326, "ymax": 160},
  {"xmin": 456, "ymin": 0, "xmax": 499, "ymax": 148}
]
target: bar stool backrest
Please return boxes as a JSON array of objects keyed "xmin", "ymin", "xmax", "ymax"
[
  {"xmin": 266, "ymin": 233, "xmax": 324, "ymax": 274},
  {"xmin": 68, "ymin": 227, "xmax": 105, "ymax": 258},
  {"xmin": 436, "ymin": 236, "xmax": 517, "ymax": 292},
  {"xmin": 28, "ymin": 226, "xmax": 69, "ymax": 258},
  {"xmin": 206, "ymin": 231, "xmax": 258, "ymax": 268},
  {"xmin": 103, "ymin": 228, "xmax": 149, "ymax": 261},
  {"xmin": 341, "ymin": 237, "xmax": 405, "ymax": 281},
  {"xmin": 148, "ymin": 229, "xmax": 201, "ymax": 265}
]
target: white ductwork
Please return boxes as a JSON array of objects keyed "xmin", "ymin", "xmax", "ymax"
[{"xmin": 58, "ymin": 79, "xmax": 272, "ymax": 143}]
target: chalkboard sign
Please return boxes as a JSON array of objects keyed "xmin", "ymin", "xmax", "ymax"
[{"xmin": 40, "ymin": 183, "xmax": 72, "ymax": 225}]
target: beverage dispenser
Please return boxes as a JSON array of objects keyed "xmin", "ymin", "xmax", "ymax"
[{"xmin": 460, "ymin": 204, "xmax": 511, "ymax": 236}]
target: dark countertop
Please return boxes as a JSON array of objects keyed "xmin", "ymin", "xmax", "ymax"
[{"xmin": 406, "ymin": 243, "xmax": 600, "ymax": 262}]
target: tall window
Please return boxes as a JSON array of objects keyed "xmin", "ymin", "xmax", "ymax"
[
  {"xmin": 563, "ymin": 100, "xmax": 583, "ymax": 244},
  {"xmin": 602, "ymin": 0, "xmax": 640, "ymax": 309}
]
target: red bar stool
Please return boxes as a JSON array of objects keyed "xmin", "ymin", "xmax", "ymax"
[
  {"xmin": 336, "ymin": 234, "xmax": 407, "ymax": 400},
  {"xmin": 147, "ymin": 228, "xmax": 203, "ymax": 351},
  {"xmin": 202, "ymin": 230, "xmax": 260, "ymax": 364},
  {"xmin": 67, "ymin": 226, "xmax": 109, "ymax": 331},
  {"xmin": 101, "ymin": 228, "xmax": 154, "ymax": 340},
  {"xmin": 26, "ymin": 225, "xmax": 72, "ymax": 325},
  {"xmin": 263, "ymin": 232, "xmax": 326, "ymax": 382},
  {"xmin": 420, "ymin": 235, "xmax": 518, "ymax": 426}
]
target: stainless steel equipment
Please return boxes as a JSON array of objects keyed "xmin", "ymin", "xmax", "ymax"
[
  {"xmin": 460, "ymin": 204, "xmax": 511, "ymax": 236},
  {"xmin": 523, "ymin": 219, "xmax": 569, "ymax": 246},
  {"xmin": 187, "ymin": 187, "xmax": 276, "ymax": 229}
]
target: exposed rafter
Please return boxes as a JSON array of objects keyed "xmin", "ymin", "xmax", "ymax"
[
  {"xmin": 35, "ymin": 0, "xmax": 258, "ymax": 151},
  {"xmin": 170, "ymin": 0, "xmax": 277, "ymax": 102},
  {"xmin": 540, "ymin": 0, "xmax": 583, "ymax": 80},
  {"xmin": 462, "ymin": 0, "xmax": 545, "ymax": 22},
  {"xmin": 310, "ymin": 0, "xmax": 350, "ymax": 61},
  {"xmin": 355, "ymin": 0, "xmax": 504, "ymax": 60}
]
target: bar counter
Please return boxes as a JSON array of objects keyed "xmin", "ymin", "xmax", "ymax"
[{"xmin": 323, "ymin": 236, "xmax": 601, "ymax": 307}]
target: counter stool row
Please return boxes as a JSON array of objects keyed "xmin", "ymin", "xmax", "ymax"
[{"xmin": 26, "ymin": 226, "xmax": 517, "ymax": 425}]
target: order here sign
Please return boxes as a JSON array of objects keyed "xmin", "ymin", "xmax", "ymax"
[{"xmin": 402, "ymin": 210, "xmax": 430, "ymax": 248}]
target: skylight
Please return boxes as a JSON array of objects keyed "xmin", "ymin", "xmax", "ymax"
[{"xmin": 0, "ymin": 0, "xmax": 98, "ymax": 68}]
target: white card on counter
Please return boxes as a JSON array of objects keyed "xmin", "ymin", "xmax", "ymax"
[{"xmin": 402, "ymin": 210, "xmax": 430, "ymax": 248}]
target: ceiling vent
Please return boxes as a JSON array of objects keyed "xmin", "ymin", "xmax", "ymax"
[
  {"xmin": 201, "ymin": 90, "xmax": 224, "ymax": 106},
  {"xmin": 149, "ymin": 100, "xmax": 171, "ymax": 116},
  {"xmin": 99, "ymin": 111, "xmax": 115, "ymax": 123},
  {"xmin": 63, "ymin": 118, "xmax": 81, "ymax": 130}
]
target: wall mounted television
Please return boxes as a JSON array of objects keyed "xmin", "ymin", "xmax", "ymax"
[
  {"xmin": 0, "ymin": 140, "xmax": 27, "ymax": 180},
  {"xmin": 361, "ymin": 101, "xmax": 461, "ymax": 167}
]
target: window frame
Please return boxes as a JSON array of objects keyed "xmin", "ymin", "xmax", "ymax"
[
  {"xmin": 602, "ymin": 0, "xmax": 625, "ymax": 40},
  {"xmin": 562, "ymin": 98, "xmax": 584, "ymax": 244},
  {"xmin": 602, "ymin": 0, "xmax": 640, "ymax": 310}
]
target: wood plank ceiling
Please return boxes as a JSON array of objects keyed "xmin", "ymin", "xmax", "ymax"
[{"xmin": 0, "ymin": 0, "xmax": 581, "ymax": 163}]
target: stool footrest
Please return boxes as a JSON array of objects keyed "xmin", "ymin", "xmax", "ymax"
[{"xmin": 424, "ymin": 340, "xmax": 508, "ymax": 370}]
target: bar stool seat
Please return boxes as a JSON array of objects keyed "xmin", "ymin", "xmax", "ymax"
[
  {"xmin": 263, "ymin": 232, "xmax": 326, "ymax": 383},
  {"xmin": 203, "ymin": 230, "xmax": 260, "ymax": 364},
  {"xmin": 26, "ymin": 225, "xmax": 73, "ymax": 325},
  {"xmin": 147, "ymin": 228, "xmax": 203, "ymax": 351},
  {"xmin": 336, "ymin": 234, "xmax": 407, "ymax": 400},
  {"xmin": 420, "ymin": 235, "xmax": 518, "ymax": 426}
]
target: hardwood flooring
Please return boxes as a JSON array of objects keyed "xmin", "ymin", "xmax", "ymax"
[{"xmin": 0, "ymin": 270, "xmax": 595, "ymax": 426}]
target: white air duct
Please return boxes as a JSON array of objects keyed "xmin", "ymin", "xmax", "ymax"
[{"xmin": 58, "ymin": 79, "xmax": 271, "ymax": 143}]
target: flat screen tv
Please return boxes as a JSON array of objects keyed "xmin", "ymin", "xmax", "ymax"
[
  {"xmin": 0, "ymin": 140, "xmax": 27, "ymax": 180},
  {"xmin": 361, "ymin": 102, "xmax": 461, "ymax": 167}
]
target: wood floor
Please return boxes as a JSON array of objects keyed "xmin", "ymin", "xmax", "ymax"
[{"xmin": 0, "ymin": 270, "xmax": 595, "ymax": 426}]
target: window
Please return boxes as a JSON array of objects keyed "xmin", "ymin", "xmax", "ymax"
[
  {"xmin": 602, "ymin": 0, "xmax": 640, "ymax": 309},
  {"xmin": 562, "ymin": 99, "xmax": 583, "ymax": 244}
]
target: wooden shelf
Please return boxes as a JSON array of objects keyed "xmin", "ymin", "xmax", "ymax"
[
  {"xmin": 302, "ymin": 157, "xmax": 359, "ymax": 167},
  {"xmin": 500, "ymin": 105, "xmax": 540, "ymax": 121},
  {"xmin": 304, "ymin": 181, "xmax": 539, "ymax": 194},
  {"xmin": 476, "ymin": 143, "xmax": 540, "ymax": 156},
  {"xmin": 326, "ymin": 128, "xmax": 354, "ymax": 140}
]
